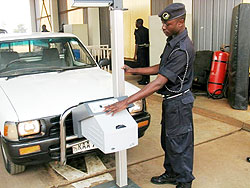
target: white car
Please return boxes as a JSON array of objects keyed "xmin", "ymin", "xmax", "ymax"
[{"xmin": 0, "ymin": 33, "xmax": 150, "ymax": 174}]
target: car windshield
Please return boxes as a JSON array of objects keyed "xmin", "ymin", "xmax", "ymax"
[{"xmin": 0, "ymin": 37, "xmax": 97, "ymax": 78}]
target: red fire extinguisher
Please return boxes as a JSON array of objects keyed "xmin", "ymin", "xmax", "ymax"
[{"xmin": 207, "ymin": 45, "xmax": 230, "ymax": 99}]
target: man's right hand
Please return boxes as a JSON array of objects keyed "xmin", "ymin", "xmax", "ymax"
[{"xmin": 122, "ymin": 65, "xmax": 133, "ymax": 73}]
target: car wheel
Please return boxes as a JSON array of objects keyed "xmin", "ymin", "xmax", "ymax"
[{"xmin": 0, "ymin": 140, "xmax": 25, "ymax": 175}]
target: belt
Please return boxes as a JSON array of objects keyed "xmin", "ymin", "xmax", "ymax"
[
  {"xmin": 138, "ymin": 43, "xmax": 149, "ymax": 48},
  {"xmin": 163, "ymin": 89, "xmax": 190, "ymax": 100}
]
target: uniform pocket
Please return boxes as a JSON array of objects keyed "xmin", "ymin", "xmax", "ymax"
[
  {"xmin": 166, "ymin": 131, "xmax": 193, "ymax": 154},
  {"xmin": 165, "ymin": 94, "xmax": 194, "ymax": 136},
  {"xmin": 163, "ymin": 100, "xmax": 181, "ymax": 133},
  {"xmin": 179, "ymin": 94, "xmax": 194, "ymax": 132}
]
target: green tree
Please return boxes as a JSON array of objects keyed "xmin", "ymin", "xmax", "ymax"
[{"xmin": 13, "ymin": 24, "xmax": 27, "ymax": 33}]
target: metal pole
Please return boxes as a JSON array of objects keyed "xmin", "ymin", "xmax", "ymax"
[
  {"xmin": 110, "ymin": 9, "xmax": 125, "ymax": 97},
  {"xmin": 60, "ymin": 108, "xmax": 73, "ymax": 166},
  {"xmin": 110, "ymin": 3, "xmax": 128, "ymax": 187}
]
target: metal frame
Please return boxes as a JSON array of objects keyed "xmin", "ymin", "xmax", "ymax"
[
  {"xmin": 59, "ymin": 1, "xmax": 128, "ymax": 187},
  {"xmin": 192, "ymin": 0, "xmax": 243, "ymax": 51},
  {"xmin": 71, "ymin": 0, "xmax": 123, "ymax": 9},
  {"xmin": 60, "ymin": 107, "xmax": 76, "ymax": 166},
  {"xmin": 110, "ymin": 2, "xmax": 127, "ymax": 186},
  {"xmin": 71, "ymin": 0, "xmax": 113, "ymax": 7}
]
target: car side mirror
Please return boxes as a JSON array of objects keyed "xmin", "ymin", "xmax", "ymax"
[{"xmin": 98, "ymin": 58, "xmax": 110, "ymax": 68}]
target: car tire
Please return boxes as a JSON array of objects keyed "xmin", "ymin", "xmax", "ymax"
[{"xmin": 0, "ymin": 139, "xmax": 25, "ymax": 175}]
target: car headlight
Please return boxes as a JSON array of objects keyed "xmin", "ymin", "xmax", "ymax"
[
  {"xmin": 4, "ymin": 121, "xmax": 18, "ymax": 141},
  {"xmin": 129, "ymin": 100, "xmax": 143, "ymax": 115},
  {"xmin": 18, "ymin": 120, "xmax": 41, "ymax": 137}
]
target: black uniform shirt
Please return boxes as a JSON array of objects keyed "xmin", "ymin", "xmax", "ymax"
[
  {"xmin": 134, "ymin": 26, "xmax": 149, "ymax": 45},
  {"xmin": 158, "ymin": 29, "xmax": 195, "ymax": 95}
]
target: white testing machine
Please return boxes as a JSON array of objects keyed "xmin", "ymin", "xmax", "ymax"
[{"xmin": 72, "ymin": 97, "xmax": 138, "ymax": 154}]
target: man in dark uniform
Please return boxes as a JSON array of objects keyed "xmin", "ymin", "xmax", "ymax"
[
  {"xmin": 41, "ymin": 24, "xmax": 49, "ymax": 32},
  {"xmin": 104, "ymin": 3, "xmax": 195, "ymax": 188},
  {"xmin": 134, "ymin": 18, "xmax": 150, "ymax": 85}
]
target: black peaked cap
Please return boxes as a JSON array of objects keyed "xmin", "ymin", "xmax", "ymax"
[{"xmin": 158, "ymin": 3, "xmax": 186, "ymax": 22}]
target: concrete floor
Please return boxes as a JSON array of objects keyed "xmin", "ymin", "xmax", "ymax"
[{"xmin": 0, "ymin": 74, "xmax": 249, "ymax": 188}]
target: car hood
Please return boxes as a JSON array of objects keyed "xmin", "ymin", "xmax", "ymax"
[{"xmin": 0, "ymin": 68, "xmax": 139, "ymax": 121}]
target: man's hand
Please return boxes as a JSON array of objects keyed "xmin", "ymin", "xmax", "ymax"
[
  {"xmin": 133, "ymin": 55, "xmax": 137, "ymax": 61},
  {"xmin": 104, "ymin": 100, "xmax": 128, "ymax": 116},
  {"xmin": 122, "ymin": 65, "xmax": 133, "ymax": 73}
]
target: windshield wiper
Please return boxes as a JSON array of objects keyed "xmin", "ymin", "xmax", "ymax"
[{"xmin": 5, "ymin": 69, "xmax": 61, "ymax": 80}]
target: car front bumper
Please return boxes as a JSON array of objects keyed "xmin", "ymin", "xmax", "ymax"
[{"xmin": 2, "ymin": 111, "xmax": 151, "ymax": 166}]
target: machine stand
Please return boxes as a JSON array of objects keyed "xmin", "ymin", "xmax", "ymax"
[{"xmin": 92, "ymin": 178, "xmax": 140, "ymax": 188}]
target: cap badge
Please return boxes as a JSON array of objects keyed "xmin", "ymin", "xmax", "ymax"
[{"xmin": 162, "ymin": 12, "xmax": 170, "ymax": 20}]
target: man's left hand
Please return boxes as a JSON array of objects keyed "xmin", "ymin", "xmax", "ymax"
[{"xmin": 104, "ymin": 100, "xmax": 128, "ymax": 116}]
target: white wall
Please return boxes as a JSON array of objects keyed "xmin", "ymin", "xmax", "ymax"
[
  {"xmin": 149, "ymin": 15, "xmax": 166, "ymax": 66},
  {"xmin": 64, "ymin": 24, "xmax": 89, "ymax": 45},
  {"xmin": 87, "ymin": 8, "xmax": 100, "ymax": 46},
  {"xmin": 173, "ymin": 0, "xmax": 192, "ymax": 39},
  {"xmin": 149, "ymin": 15, "xmax": 166, "ymax": 81},
  {"xmin": 149, "ymin": 1, "xmax": 193, "ymax": 82}
]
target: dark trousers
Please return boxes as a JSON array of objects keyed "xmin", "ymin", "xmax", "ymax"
[
  {"xmin": 137, "ymin": 47, "xmax": 149, "ymax": 82},
  {"xmin": 161, "ymin": 93, "xmax": 195, "ymax": 183}
]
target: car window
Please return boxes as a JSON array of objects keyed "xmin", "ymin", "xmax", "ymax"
[
  {"xmin": 0, "ymin": 37, "xmax": 97, "ymax": 78},
  {"xmin": 70, "ymin": 40, "xmax": 93, "ymax": 66}
]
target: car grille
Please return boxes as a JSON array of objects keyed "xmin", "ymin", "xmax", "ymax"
[
  {"xmin": 49, "ymin": 113, "xmax": 74, "ymax": 137},
  {"xmin": 47, "ymin": 113, "xmax": 92, "ymax": 160}
]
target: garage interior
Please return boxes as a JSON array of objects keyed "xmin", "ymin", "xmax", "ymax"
[{"xmin": 0, "ymin": 0, "xmax": 250, "ymax": 188}]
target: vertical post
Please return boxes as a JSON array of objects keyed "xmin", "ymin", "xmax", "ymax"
[
  {"xmin": 60, "ymin": 108, "xmax": 73, "ymax": 166},
  {"xmin": 50, "ymin": 0, "xmax": 60, "ymax": 32},
  {"xmin": 29, "ymin": 0, "xmax": 37, "ymax": 32},
  {"xmin": 110, "ymin": 9, "xmax": 125, "ymax": 97},
  {"xmin": 110, "ymin": 2, "xmax": 127, "ymax": 187},
  {"xmin": 60, "ymin": 113, "xmax": 67, "ymax": 166},
  {"xmin": 87, "ymin": 8, "xmax": 101, "ymax": 46},
  {"xmin": 115, "ymin": 150, "xmax": 127, "ymax": 187}
]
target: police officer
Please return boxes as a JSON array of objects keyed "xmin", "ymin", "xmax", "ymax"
[
  {"xmin": 41, "ymin": 24, "xmax": 49, "ymax": 32},
  {"xmin": 134, "ymin": 18, "xmax": 150, "ymax": 85},
  {"xmin": 104, "ymin": 3, "xmax": 195, "ymax": 188}
]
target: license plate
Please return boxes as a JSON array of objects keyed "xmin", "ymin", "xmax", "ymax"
[{"xmin": 72, "ymin": 140, "xmax": 97, "ymax": 154}]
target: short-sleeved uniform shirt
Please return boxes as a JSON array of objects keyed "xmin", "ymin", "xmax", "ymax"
[
  {"xmin": 134, "ymin": 26, "xmax": 149, "ymax": 67},
  {"xmin": 157, "ymin": 29, "xmax": 195, "ymax": 95},
  {"xmin": 134, "ymin": 26, "xmax": 149, "ymax": 46}
]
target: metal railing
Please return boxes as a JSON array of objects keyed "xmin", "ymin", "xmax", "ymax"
[{"xmin": 87, "ymin": 45, "xmax": 111, "ymax": 71}]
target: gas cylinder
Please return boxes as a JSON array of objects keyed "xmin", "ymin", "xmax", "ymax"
[{"xmin": 207, "ymin": 47, "xmax": 230, "ymax": 98}]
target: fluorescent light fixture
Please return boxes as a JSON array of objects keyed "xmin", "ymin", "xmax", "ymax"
[{"xmin": 71, "ymin": 0, "xmax": 113, "ymax": 7}]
